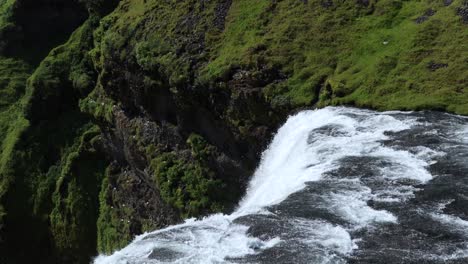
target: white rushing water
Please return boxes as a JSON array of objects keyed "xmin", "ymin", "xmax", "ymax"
[{"xmin": 95, "ymin": 107, "xmax": 462, "ymax": 264}]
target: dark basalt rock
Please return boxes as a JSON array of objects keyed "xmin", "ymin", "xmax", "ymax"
[
  {"xmin": 414, "ymin": 8, "xmax": 436, "ymax": 24},
  {"xmin": 148, "ymin": 248, "xmax": 184, "ymax": 261},
  {"xmin": 321, "ymin": 0, "xmax": 333, "ymax": 8},
  {"xmin": 307, "ymin": 124, "xmax": 348, "ymax": 144},
  {"xmin": 427, "ymin": 61, "xmax": 449, "ymax": 71},
  {"xmin": 457, "ymin": 2, "xmax": 468, "ymax": 24},
  {"xmin": 356, "ymin": 0, "xmax": 370, "ymax": 7},
  {"xmin": 213, "ymin": 0, "xmax": 232, "ymax": 31}
]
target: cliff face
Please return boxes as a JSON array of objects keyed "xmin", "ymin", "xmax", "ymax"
[{"xmin": 0, "ymin": 0, "xmax": 466, "ymax": 263}]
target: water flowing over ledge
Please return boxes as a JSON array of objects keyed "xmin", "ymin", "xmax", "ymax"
[{"xmin": 95, "ymin": 107, "xmax": 468, "ymax": 264}]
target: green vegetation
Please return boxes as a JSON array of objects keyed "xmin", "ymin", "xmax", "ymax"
[
  {"xmin": 49, "ymin": 126, "xmax": 107, "ymax": 263},
  {"xmin": 204, "ymin": 0, "xmax": 468, "ymax": 113},
  {"xmin": 96, "ymin": 169, "xmax": 133, "ymax": 254},
  {"xmin": 0, "ymin": 0, "xmax": 467, "ymax": 262},
  {"xmin": 0, "ymin": 0, "xmax": 17, "ymax": 44},
  {"xmin": 95, "ymin": 0, "xmax": 467, "ymax": 114},
  {"xmin": 327, "ymin": 0, "xmax": 468, "ymax": 113},
  {"xmin": 202, "ymin": 0, "xmax": 272, "ymax": 80},
  {"xmin": 151, "ymin": 134, "xmax": 223, "ymax": 218},
  {"xmin": 0, "ymin": 1, "xmax": 110, "ymax": 262},
  {"xmin": 79, "ymin": 84, "xmax": 116, "ymax": 123},
  {"xmin": 0, "ymin": 59, "xmax": 29, "ymax": 109}
]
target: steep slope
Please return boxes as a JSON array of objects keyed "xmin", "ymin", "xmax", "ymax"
[
  {"xmin": 0, "ymin": 0, "xmax": 466, "ymax": 263},
  {"xmin": 0, "ymin": 0, "xmax": 118, "ymax": 263}
]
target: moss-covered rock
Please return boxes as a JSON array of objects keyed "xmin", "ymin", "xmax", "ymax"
[
  {"xmin": 96, "ymin": 167, "xmax": 133, "ymax": 254},
  {"xmin": 0, "ymin": 1, "xmax": 116, "ymax": 263},
  {"xmin": 151, "ymin": 134, "xmax": 225, "ymax": 218},
  {"xmin": 0, "ymin": 0, "xmax": 467, "ymax": 263},
  {"xmin": 49, "ymin": 126, "xmax": 107, "ymax": 263},
  {"xmin": 204, "ymin": 0, "xmax": 468, "ymax": 114},
  {"xmin": 0, "ymin": 0, "xmax": 89, "ymax": 64}
]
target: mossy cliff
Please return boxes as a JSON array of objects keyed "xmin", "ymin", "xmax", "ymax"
[{"xmin": 0, "ymin": 0, "xmax": 466, "ymax": 263}]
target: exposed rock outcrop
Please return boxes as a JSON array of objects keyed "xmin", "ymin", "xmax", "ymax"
[{"xmin": 0, "ymin": 0, "xmax": 466, "ymax": 263}]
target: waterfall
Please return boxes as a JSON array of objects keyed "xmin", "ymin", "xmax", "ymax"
[{"xmin": 95, "ymin": 107, "xmax": 468, "ymax": 264}]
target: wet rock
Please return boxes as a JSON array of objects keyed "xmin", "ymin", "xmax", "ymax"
[
  {"xmin": 307, "ymin": 124, "xmax": 348, "ymax": 144},
  {"xmin": 148, "ymin": 248, "xmax": 184, "ymax": 261}
]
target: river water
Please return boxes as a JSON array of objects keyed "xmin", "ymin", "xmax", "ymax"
[{"xmin": 95, "ymin": 107, "xmax": 468, "ymax": 264}]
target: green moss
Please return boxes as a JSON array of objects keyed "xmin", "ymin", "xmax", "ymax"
[
  {"xmin": 202, "ymin": 1, "xmax": 271, "ymax": 80},
  {"xmin": 0, "ymin": 58, "xmax": 30, "ymax": 179},
  {"xmin": 200, "ymin": 0, "xmax": 468, "ymax": 113},
  {"xmin": 187, "ymin": 133, "xmax": 216, "ymax": 161},
  {"xmin": 151, "ymin": 152, "xmax": 221, "ymax": 218},
  {"xmin": 25, "ymin": 17, "xmax": 99, "ymax": 121},
  {"xmin": 94, "ymin": 0, "xmax": 230, "ymax": 87},
  {"xmin": 49, "ymin": 126, "xmax": 107, "ymax": 263},
  {"xmin": 149, "ymin": 134, "xmax": 226, "ymax": 218},
  {"xmin": 1, "ymin": 0, "xmax": 89, "ymax": 64},
  {"xmin": 96, "ymin": 0, "xmax": 466, "ymax": 114},
  {"xmin": 0, "ymin": 12, "xmax": 108, "ymax": 262},
  {"xmin": 0, "ymin": 57, "xmax": 31, "ymax": 227},
  {"xmin": 0, "ymin": 58, "xmax": 30, "ymax": 109},
  {"xmin": 79, "ymin": 84, "xmax": 116, "ymax": 123},
  {"xmin": 0, "ymin": 0, "xmax": 18, "ymax": 46},
  {"xmin": 327, "ymin": 0, "xmax": 468, "ymax": 114},
  {"xmin": 0, "ymin": 110, "xmax": 28, "ymax": 224},
  {"xmin": 96, "ymin": 170, "xmax": 133, "ymax": 254}
]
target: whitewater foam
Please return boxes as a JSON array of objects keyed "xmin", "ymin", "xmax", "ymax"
[
  {"xmin": 95, "ymin": 107, "xmax": 451, "ymax": 264},
  {"xmin": 237, "ymin": 107, "xmax": 415, "ymax": 214},
  {"xmin": 94, "ymin": 214, "xmax": 280, "ymax": 264}
]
